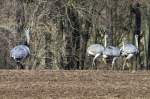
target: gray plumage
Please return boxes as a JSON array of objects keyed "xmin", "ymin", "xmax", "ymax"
[
  {"xmin": 120, "ymin": 35, "xmax": 139, "ymax": 70},
  {"xmin": 87, "ymin": 44, "xmax": 104, "ymax": 66},
  {"xmin": 103, "ymin": 46, "xmax": 120, "ymax": 58},
  {"xmin": 102, "ymin": 35, "xmax": 121, "ymax": 69},
  {"xmin": 10, "ymin": 45, "xmax": 30, "ymax": 62},
  {"xmin": 10, "ymin": 27, "xmax": 31, "ymax": 69},
  {"xmin": 120, "ymin": 44, "xmax": 139, "ymax": 56},
  {"xmin": 102, "ymin": 46, "xmax": 121, "ymax": 69}
]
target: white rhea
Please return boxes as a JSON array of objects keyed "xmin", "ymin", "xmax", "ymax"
[
  {"xmin": 10, "ymin": 28, "xmax": 31, "ymax": 69},
  {"xmin": 87, "ymin": 44, "xmax": 104, "ymax": 66},
  {"xmin": 102, "ymin": 34, "xmax": 121, "ymax": 69},
  {"xmin": 120, "ymin": 35, "xmax": 139, "ymax": 70}
]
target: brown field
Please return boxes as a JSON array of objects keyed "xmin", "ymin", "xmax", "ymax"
[{"xmin": 0, "ymin": 70, "xmax": 150, "ymax": 99}]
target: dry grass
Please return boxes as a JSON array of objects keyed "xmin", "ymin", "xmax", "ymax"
[{"xmin": 0, "ymin": 70, "xmax": 150, "ymax": 99}]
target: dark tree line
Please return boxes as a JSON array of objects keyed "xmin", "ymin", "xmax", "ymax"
[{"xmin": 0, "ymin": 0, "xmax": 149, "ymax": 70}]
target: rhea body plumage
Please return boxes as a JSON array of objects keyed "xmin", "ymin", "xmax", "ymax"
[
  {"xmin": 120, "ymin": 35, "xmax": 139, "ymax": 70},
  {"xmin": 10, "ymin": 28, "xmax": 31, "ymax": 69},
  {"xmin": 102, "ymin": 34, "xmax": 121, "ymax": 69},
  {"xmin": 87, "ymin": 44, "xmax": 104, "ymax": 66}
]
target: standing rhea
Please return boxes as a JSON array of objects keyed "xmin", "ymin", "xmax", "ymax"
[
  {"xmin": 10, "ymin": 28, "xmax": 31, "ymax": 69},
  {"xmin": 87, "ymin": 44, "xmax": 104, "ymax": 67},
  {"xmin": 120, "ymin": 35, "xmax": 139, "ymax": 70},
  {"xmin": 102, "ymin": 34, "xmax": 121, "ymax": 69}
]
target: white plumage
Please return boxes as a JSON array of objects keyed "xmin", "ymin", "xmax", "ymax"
[
  {"xmin": 87, "ymin": 44, "xmax": 104, "ymax": 66},
  {"xmin": 87, "ymin": 44, "xmax": 104, "ymax": 56}
]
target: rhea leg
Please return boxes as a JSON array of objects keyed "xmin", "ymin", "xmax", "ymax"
[
  {"xmin": 102, "ymin": 58, "xmax": 107, "ymax": 64},
  {"xmin": 92, "ymin": 53, "xmax": 100, "ymax": 67},
  {"xmin": 123, "ymin": 58, "xmax": 127, "ymax": 70},
  {"xmin": 123, "ymin": 54, "xmax": 134, "ymax": 70},
  {"xmin": 16, "ymin": 62, "xmax": 24, "ymax": 69},
  {"xmin": 102, "ymin": 55, "xmax": 108, "ymax": 64},
  {"xmin": 112, "ymin": 57, "xmax": 118, "ymax": 70}
]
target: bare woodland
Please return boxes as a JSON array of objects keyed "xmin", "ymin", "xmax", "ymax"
[{"xmin": 0, "ymin": 0, "xmax": 149, "ymax": 70}]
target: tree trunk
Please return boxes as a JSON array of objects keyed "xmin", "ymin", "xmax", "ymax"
[
  {"xmin": 16, "ymin": 0, "xmax": 25, "ymax": 39},
  {"xmin": 45, "ymin": 33, "xmax": 53, "ymax": 69},
  {"xmin": 63, "ymin": 6, "xmax": 80, "ymax": 69},
  {"xmin": 106, "ymin": 0, "xmax": 113, "ymax": 46},
  {"xmin": 143, "ymin": 5, "xmax": 150, "ymax": 69},
  {"xmin": 130, "ymin": 2, "xmax": 141, "ymax": 69},
  {"xmin": 79, "ymin": 19, "xmax": 91, "ymax": 69}
]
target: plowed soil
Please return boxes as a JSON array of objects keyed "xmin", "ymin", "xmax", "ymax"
[{"xmin": 0, "ymin": 70, "xmax": 150, "ymax": 99}]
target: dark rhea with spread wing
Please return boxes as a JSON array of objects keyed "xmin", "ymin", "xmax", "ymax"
[{"xmin": 10, "ymin": 28, "xmax": 31, "ymax": 69}]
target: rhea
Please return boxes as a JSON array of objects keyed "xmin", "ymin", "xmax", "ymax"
[
  {"xmin": 10, "ymin": 28, "xmax": 31, "ymax": 69},
  {"xmin": 87, "ymin": 43, "xmax": 104, "ymax": 67},
  {"xmin": 102, "ymin": 34, "xmax": 121, "ymax": 69},
  {"xmin": 120, "ymin": 35, "xmax": 139, "ymax": 70}
]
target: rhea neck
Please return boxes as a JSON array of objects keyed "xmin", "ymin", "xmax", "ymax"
[
  {"xmin": 135, "ymin": 35, "xmax": 139, "ymax": 48},
  {"xmin": 24, "ymin": 28, "xmax": 30, "ymax": 45},
  {"xmin": 104, "ymin": 35, "xmax": 108, "ymax": 48},
  {"xmin": 122, "ymin": 38, "xmax": 127, "ymax": 50},
  {"xmin": 20, "ymin": 41, "xmax": 30, "ymax": 47}
]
